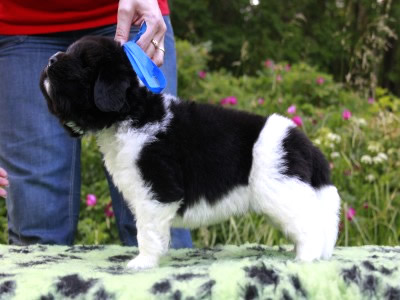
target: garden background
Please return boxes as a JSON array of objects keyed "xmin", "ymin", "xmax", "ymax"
[{"xmin": 1, "ymin": 0, "xmax": 399, "ymax": 247}]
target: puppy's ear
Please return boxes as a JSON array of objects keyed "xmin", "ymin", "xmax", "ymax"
[{"xmin": 94, "ymin": 67, "xmax": 130, "ymax": 112}]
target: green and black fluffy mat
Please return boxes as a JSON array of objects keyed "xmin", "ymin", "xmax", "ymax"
[{"xmin": 0, "ymin": 244, "xmax": 399, "ymax": 299}]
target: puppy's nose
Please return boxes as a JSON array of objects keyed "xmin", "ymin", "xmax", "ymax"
[{"xmin": 48, "ymin": 51, "xmax": 63, "ymax": 66}]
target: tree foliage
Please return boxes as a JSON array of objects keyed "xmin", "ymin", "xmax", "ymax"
[{"xmin": 170, "ymin": 0, "xmax": 399, "ymax": 96}]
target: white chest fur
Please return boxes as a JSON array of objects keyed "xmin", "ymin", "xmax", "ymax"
[
  {"xmin": 96, "ymin": 94, "xmax": 176, "ymax": 212},
  {"xmin": 96, "ymin": 122, "xmax": 156, "ymax": 213}
]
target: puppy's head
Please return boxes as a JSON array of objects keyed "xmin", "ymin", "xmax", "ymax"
[{"xmin": 40, "ymin": 36, "xmax": 139, "ymax": 137}]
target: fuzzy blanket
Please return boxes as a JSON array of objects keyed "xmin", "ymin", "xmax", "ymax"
[{"xmin": 0, "ymin": 244, "xmax": 399, "ymax": 299}]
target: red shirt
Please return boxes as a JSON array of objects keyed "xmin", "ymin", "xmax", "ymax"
[{"xmin": 0, "ymin": 0, "xmax": 170, "ymax": 35}]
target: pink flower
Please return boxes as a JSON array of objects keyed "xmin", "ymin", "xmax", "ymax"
[
  {"xmin": 198, "ymin": 71, "xmax": 207, "ymax": 79},
  {"xmin": 329, "ymin": 162, "xmax": 334, "ymax": 169},
  {"xmin": 104, "ymin": 202, "xmax": 114, "ymax": 218},
  {"xmin": 264, "ymin": 59, "xmax": 274, "ymax": 69},
  {"xmin": 86, "ymin": 194, "xmax": 97, "ymax": 207},
  {"xmin": 257, "ymin": 98, "xmax": 265, "ymax": 105},
  {"xmin": 276, "ymin": 74, "xmax": 282, "ymax": 82},
  {"xmin": 316, "ymin": 77, "xmax": 325, "ymax": 85},
  {"xmin": 220, "ymin": 96, "xmax": 237, "ymax": 106},
  {"xmin": 368, "ymin": 97, "xmax": 375, "ymax": 104},
  {"xmin": 342, "ymin": 109, "xmax": 352, "ymax": 120},
  {"xmin": 346, "ymin": 207, "xmax": 356, "ymax": 221},
  {"xmin": 285, "ymin": 64, "xmax": 291, "ymax": 71},
  {"xmin": 287, "ymin": 105, "xmax": 296, "ymax": 115},
  {"xmin": 292, "ymin": 116, "xmax": 303, "ymax": 127}
]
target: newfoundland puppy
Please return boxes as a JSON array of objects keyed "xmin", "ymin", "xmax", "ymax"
[{"xmin": 39, "ymin": 36, "xmax": 340, "ymax": 270}]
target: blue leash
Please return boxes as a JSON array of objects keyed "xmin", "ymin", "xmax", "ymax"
[{"xmin": 122, "ymin": 22, "xmax": 166, "ymax": 94}]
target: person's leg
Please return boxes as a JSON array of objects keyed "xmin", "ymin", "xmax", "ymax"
[
  {"xmin": 159, "ymin": 16, "xmax": 192, "ymax": 248},
  {"xmin": 0, "ymin": 34, "xmax": 81, "ymax": 245},
  {"xmin": 95, "ymin": 19, "xmax": 192, "ymax": 248},
  {"xmin": 159, "ymin": 16, "xmax": 177, "ymax": 96}
]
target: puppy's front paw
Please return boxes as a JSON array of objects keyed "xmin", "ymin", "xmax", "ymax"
[{"xmin": 126, "ymin": 255, "xmax": 158, "ymax": 270}]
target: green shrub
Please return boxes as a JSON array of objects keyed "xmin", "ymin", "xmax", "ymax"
[
  {"xmin": 0, "ymin": 200, "xmax": 6, "ymax": 244},
  {"xmin": 76, "ymin": 136, "xmax": 120, "ymax": 244},
  {"xmin": 171, "ymin": 0, "xmax": 400, "ymax": 97}
]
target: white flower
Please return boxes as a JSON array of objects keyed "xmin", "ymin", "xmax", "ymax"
[
  {"xmin": 373, "ymin": 157, "xmax": 381, "ymax": 164},
  {"xmin": 366, "ymin": 174, "xmax": 375, "ymax": 182},
  {"xmin": 327, "ymin": 133, "xmax": 341, "ymax": 143},
  {"xmin": 378, "ymin": 152, "xmax": 388, "ymax": 160},
  {"xmin": 357, "ymin": 118, "xmax": 367, "ymax": 126},
  {"xmin": 361, "ymin": 155, "xmax": 373, "ymax": 164},
  {"xmin": 331, "ymin": 152, "xmax": 340, "ymax": 159},
  {"xmin": 314, "ymin": 139, "xmax": 321, "ymax": 145},
  {"xmin": 367, "ymin": 142, "xmax": 382, "ymax": 153},
  {"xmin": 373, "ymin": 153, "xmax": 388, "ymax": 164},
  {"xmin": 351, "ymin": 117, "xmax": 367, "ymax": 127}
]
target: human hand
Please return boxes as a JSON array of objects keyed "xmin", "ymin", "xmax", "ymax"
[
  {"xmin": 115, "ymin": 0, "xmax": 166, "ymax": 66},
  {"xmin": 0, "ymin": 168, "xmax": 9, "ymax": 198}
]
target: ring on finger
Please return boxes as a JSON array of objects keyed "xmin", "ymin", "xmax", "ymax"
[{"xmin": 151, "ymin": 39, "xmax": 159, "ymax": 48}]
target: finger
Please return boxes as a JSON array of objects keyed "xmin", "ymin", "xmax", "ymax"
[
  {"xmin": 137, "ymin": 17, "xmax": 166, "ymax": 56},
  {"xmin": 142, "ymin": 24, "xmax": 166, "ymax": 65},
  {"xmin": 145, "ymin": 31, "xmax": 165, "ymax": 63},
  {"xmin": 0, "ymin": 188, "xmax": 6, "ymax": 198},
  {"xmin": 132, "ymin": 16, "xmax": 144, "ymax": 26},
  {"xmin": 0, "ymin": 178, "xmax": 9, "ymax": 187},
  {"xmin": 151, "ymin": 37, "xmax": 165, "ymax": 67},
  {"xmin": 0, "ymin": 168, "xmax": 7, "ymax": 178},
  {"xmin": 115, "ymin": 3, "xmax": 136, "ymax": 44}
]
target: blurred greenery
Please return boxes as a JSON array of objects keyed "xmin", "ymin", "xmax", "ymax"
[{"xmin": 171, "ymin": 0, "xmax": 399, "ymax": 96}]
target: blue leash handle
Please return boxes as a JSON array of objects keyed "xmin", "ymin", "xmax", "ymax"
[{"xmin": 122, "ymin": 22, "xmax": 166, "ymax": 94}]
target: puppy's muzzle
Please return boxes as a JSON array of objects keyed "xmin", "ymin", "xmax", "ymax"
[{"xmin": 48, "ymin": 51, "xmax": 64, "ymax": 67}]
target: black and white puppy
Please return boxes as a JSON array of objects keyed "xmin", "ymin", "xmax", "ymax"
[{"xmin": 39, "ymin": 36, "xmax": 340, "ymax": 270}]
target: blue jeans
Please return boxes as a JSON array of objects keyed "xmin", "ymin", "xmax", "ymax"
[{"xmin": 0, "ymin": 16, "xmax": 192, "ymax": 248}]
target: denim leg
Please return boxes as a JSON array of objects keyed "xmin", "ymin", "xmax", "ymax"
[
  {"xmin": 0, "ymin": 35, "xmax": 81, "ymax": 245},
  {"xmin": 97, "ymin": 18, "xmax": 192, "ymax": 248},
  {"xmin": 160, "ymin": 16, "xmax": 192, "ymax": 248},
  {"xmin": 159, "ymin": 16, "xmax": 178, "ymax": 96}
]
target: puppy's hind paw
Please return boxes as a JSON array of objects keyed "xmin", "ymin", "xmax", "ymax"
[
  {"xmin": 295, "ymin": 240, "xmax": 323, "ymax": 262},
  {"xmin": 126, "ymin": 255, "xmax": 158, "ymax": 270}
]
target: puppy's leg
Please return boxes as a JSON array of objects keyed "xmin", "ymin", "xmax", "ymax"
[
  {"xmin": 316, "ymin": 185, "xmax": 341, "ymax": 259},
  {"xmin": 291, "ymin": 188, "xmax": 326, "ymax": 262},
  {"xmin": 126, "ymin": 200, "xmax": 179, "ymax": 270},
  {"xmin": 250, "ymin": 177, "xmax": 325, "ymax": 261}
]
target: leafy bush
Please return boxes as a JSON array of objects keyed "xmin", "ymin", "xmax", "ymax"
[
  {"xmin": 171, "ymin": 0, "xmax": 400, "ymax": 97},
  {"xmin": 76, "ymin": 137, "xmax": 120, "ymax": 244},
  {"xmin": 0, "ymin": 200, "xmax": 6, "ymax": 243}
]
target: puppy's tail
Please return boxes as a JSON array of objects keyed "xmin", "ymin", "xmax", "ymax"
[{"xmin": 316, "ymin": 185, "xmax": 341, "ymax": 259}]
